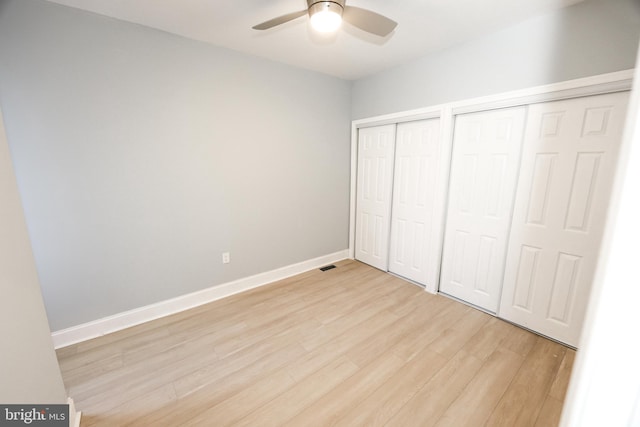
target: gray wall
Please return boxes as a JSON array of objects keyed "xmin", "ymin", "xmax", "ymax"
[
  {"xmin": 352, "ymin": 0, "xmax": 640, "ymax": 119},
  {"xmin": 1, "ymin": 0, "xmax": 638, "ymax": 333},
  {"xmin": 0, "ymin": 110, "xmax": 67, "ymax": 403},
  {"xmin": 0, "ymin": 0, "xmax": 352, "ymax": 331}
]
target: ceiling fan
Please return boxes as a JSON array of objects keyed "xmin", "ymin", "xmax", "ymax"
[{"xmin": 252, "ymin": 1, "xmax": 397, "ymax": 37}]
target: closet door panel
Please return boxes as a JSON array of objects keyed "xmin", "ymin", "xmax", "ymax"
[
  {"xmin": 499, "ymin": 92, "xmax": 630, "ymax": 347},
  {"xmin": 440, "ymin": 107, "xmax": 527, "ymax": 312},
  {"xmin": 355, "ymin": 125, "xmax": 396, "ymax": 271},
  {"xmin": 388, "ymin": 119, "xmax": 441, "ymax": 285}
]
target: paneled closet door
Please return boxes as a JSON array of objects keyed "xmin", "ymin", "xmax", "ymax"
[
  {"xmin": 440, "ymin": 107, "xmax": 527, "ymax": 312},
  {"xmin": 355, "ymin": 125, "xmax": 396, "ymax": 271},
  {"xmin": 388, "ymin": 119, "xmax": 441, "ymax": 286},
  {"xmin": 499, "ymin": 92, "xmax": 630, "ymax": 347}
]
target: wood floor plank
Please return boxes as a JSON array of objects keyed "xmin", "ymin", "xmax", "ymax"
[
  {"xmin": 433, "ymin": 348, "xmax": 525, "ymax": 427},
  {"xmin": 170, "ymin": 321, "xmax": 316, "ymax": 399},
  {"xmin": 59, "ymin": 326, "xmax": 170, "ymax": 375},
  {"xmin": 66, "ymin": 320, "xmax": 243, "ymax": 395},
  {"xmin": 299, "ymin": 304, "xmax": 404, "ymax": 354},
  {"xmin": 463, "ymin": 316, "xmax": 515, "ymax": 361},
  {"xmin": 231, "ymin": 356, "xmax": 359, "ymax": 427},
  {"xmin": 312, "ymin": 270, "xmax": 413, "ymax": 324},
  {"xmin": 290, "ymin": 309, "xmax": 401, "ymax": 379},
  {"xmin": 533, "ymin": 395, "xmax": 565, "ymax": 427},
  {"xmin": 390, "ymin": 296, "xmax": 468, "ymax": 361},
  {"xmin": 384, "ymin": 350, "xmax": 484, "ymax": 427},
  {"xmin": 333, "ymin": 347, "xmax": 448, "ymax": 427},
  {"xmin": 286, "ymin": 352, "xmax": 407, "ymax": 426},
  {"xmin": 53, "ymin": 260, "xmax": 575, "ymax": 427},
  {"xmin": 82, "ymin": 382, "xmax": 177, "ymax": 427},
  {"xmin": 549, "ymin": 349, "xmax": 576, "ymax": 400},
  {"xmin": 345, "ymin": 308, "xmax": 437, "ymax": 368},
  {"xmin": 498, "ymin": 321, "xmax": 539, "ymax": 357},
  {"xmin": 127, "ymin": 341, "xmax": 308, "ymax": 426},
  {"xmin": 74, "ymin": 346, "xmax": 219, "ymax": 412},
  {"xmin": 180, "ymin": 361, "xmax": 299, "ymax": 426},
  {"xmin": 484, "ymin": 338, "xmax": 567, "ymax": 427},
  {"xmin": 407, "ymin": 304, "xmax": 486, "ymax": 361},
  {"xmin": 212, "ymin": 307, "xmax": 317, "ymax": 358}
]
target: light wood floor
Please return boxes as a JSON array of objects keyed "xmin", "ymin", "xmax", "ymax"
[{"xmin": 56, "ymin": 260, "xmax": 575, "ymax": 426}]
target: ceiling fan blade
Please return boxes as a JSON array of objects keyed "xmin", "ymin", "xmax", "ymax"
[
  {"xmin": 252, "ymin": 10, "xmax": 308, "ymax": 30},
  {"xmin": 343, "ymin": 6, "xmax": 397, "ymax": 37}
]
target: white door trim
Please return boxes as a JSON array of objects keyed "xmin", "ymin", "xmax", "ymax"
[{"xmin": 349, "ymin": 69, "xmax": 634, "ymax": 294}]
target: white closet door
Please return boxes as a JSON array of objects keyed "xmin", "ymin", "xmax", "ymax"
[
  {"xmin": 440, "ymin": 107, "xmax": 527, "ymax": 312},
  {"xmin": 499, "ymin": 92, "xmax": 629, "ymax": 347},
  {"xmin": 355, "ymin": 125, "xmax": 396, "ymax": 271},
  {"xmin": 388, "ymin": 119, "xmax": 441, "ymax": 285}
]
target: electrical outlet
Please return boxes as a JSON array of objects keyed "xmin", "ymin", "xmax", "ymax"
[{"xmin": 222, "ymin": 252, "xmax": 230, "ymax": 264}]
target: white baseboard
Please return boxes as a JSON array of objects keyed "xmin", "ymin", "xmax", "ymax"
[
  {"xmin": 52, "ymin": 250, "xmax": 349, "ymax": 348},
  {"xmin": 67, "ymin": 397, "xmax": 81, "ymax": 427}
]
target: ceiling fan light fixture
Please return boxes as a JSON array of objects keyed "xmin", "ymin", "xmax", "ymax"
[
  {"xmin": 309, "ymin": 1, "xmax": 343, "ymax": 33},
  {"xmin": 252, "ymin": 0, "xmax": 396, "ymax": 38}
]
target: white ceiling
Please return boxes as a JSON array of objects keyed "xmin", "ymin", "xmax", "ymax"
[{"xmin": 45, "ymin": 0, "xmax": 584, "ymax": 80}]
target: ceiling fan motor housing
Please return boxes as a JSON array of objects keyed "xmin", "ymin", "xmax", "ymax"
[{"xmin": 307, "ymin": 0, "xmax": 345, "ymax": 18}]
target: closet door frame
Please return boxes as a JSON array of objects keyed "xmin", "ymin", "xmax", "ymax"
[{"xmin": 349, "ymin": 69, "xmax": 633, "ymax": 295}]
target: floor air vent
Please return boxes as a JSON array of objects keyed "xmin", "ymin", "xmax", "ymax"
[{"xmin": 319, "ymin": 264, "xmax": 336, "ymax": 272}]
